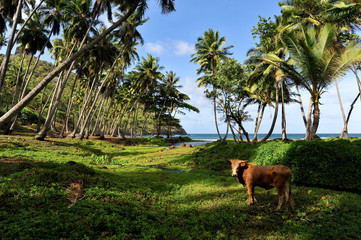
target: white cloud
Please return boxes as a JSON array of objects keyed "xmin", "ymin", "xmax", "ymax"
[
  {"xmin": 144, "ymin": 40, "xmax": 195, "ymax": 56},
  {"xmin": 145, "ymin": 42, "xmax": 166, "ymax": 55},
  {"xmin": 173, "ymin": 40, "xmax": 195, "ymax": 56},
  {"xmin": 183, "ymin": 77, "xmax": 209, "ymax": 108}
]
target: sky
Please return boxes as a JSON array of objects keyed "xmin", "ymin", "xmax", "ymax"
[
  {"xmin": 2, "ymin": 0, "xmax": 361, "ymax": 135},
  {"xmin": 135, "ymin": 0, "xmax": 361, "ymax": 134}
]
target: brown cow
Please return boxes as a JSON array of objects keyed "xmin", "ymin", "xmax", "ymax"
[{"xmin": 228, "ymin": 159, "xmax": 294, "ymax": 210}]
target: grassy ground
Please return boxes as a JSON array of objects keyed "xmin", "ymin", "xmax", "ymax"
[{"xmin": 1, "ymin": 135, "xmax": 361, "ymax": 239}]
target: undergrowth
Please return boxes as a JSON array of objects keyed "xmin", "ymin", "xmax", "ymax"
[{"xmin": 0, "ymin": 135, "xmax": 360, "ymax": 239}]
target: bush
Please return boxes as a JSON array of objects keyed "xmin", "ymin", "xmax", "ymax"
[
  {"xmin": 18, "ymin": 107, "xmax": 39, "ymax": 125},
  {"xmin": 181, "ymin": 141, "xmax": 258, "ymax": 170},
  {"xmin": 253, "ymin": 138, "xmax": 361, "ymax": 192}
]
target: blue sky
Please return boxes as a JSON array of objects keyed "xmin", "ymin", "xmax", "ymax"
[
  {"xmin": 135, "ymin": 0, "xmax": 361, "ymax": 134},
  {"xmin": 2, "ymin": 0, "xmax": 361, "ymax": 134}
]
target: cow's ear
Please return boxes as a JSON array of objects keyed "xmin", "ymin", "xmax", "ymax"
[
  {"xmin": 240, "ymin": 161, "xmax": 247, "ymax": 167},
  {"xmin": 227, "ymin": 160, "xmax": 232, "ymax": 166}
]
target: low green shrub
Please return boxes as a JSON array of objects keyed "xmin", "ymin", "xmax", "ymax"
[
  {"xmin": 18, "ymin": 107, "xmax": 39, "ymax": 125},
  {"xmin": 253, "ymin": 138, "xmax": 361, "ymax": 192},
  {"xmin": 179, "ymin": 141, "xmax": 258, "ymax": 170}
]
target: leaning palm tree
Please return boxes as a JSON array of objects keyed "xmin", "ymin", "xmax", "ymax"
[
  {"xmin": 121, "ymin": 54, "xmax": 163, "ymax": 138},
  {"xmin": 0, "ymin": 0, "xmax": 176, "ymax": 129},
  {"xmin": 262, "ymin": 24, "xmax": 361, "ymax": 140},
  {"xmin": 191, "ymin": 29, "xmax": 233, "ymax": 141},
  {"xmin": 5, "ymin": 12, "xmax": 52, "ymax": 133},
  {"xmin": 0, "ymin": 0, "xmax": 40, "ymax": 95}
]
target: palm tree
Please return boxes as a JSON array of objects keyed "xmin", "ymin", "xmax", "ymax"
[
  {"xmin": 76, "ymin": 30, "xmax": 120, "ymax": 139},
  {"xmin": 134, "ymin": 54, "xmax": 164, "ymax": 95},
  {"xmin": 0, "ymin": 0, "xmax": 40, "ymax": 95},
  {"xmin": 157, "ymin": 71, "xmax": 181, "ymax": 137},
  {"xmin": 0, "ymin": 0, "xmax": 175, "ymax": 130},
  {"xmin": 119, "ymin": 54, "xmax": 163, "ymax": 138},
  {"xmin": 4, "ymin": 12, "xmax": 52, "ymax": 133},
  {"xmin": 0, "ymin": 0, "xmax": 23, "ymax": 94},
  {"xmin": 191, "ymin": 29, "xmax": 233, "ymax": 141},
  {"xmin": 18, "ymin": 12, "xmax": 52, "ymax": 99},
  {"xmin": 262, "ymin": 24, "xmax": 361, "ymax": 140},
  {"xmin": 280, "ymin": 0, "xmax": 361, "ymax": 137}
]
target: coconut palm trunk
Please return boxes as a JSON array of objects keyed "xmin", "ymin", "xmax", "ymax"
[
  {"xmin": 67, "ymin": 74, "xmax": 98, "ymax": 138},
  {"xmin": 213, "ymin": 95, "xmax": 223, "ymax": 141},
  {"xmin": 281, "ymin": 81, "xmax": 287, "ymax": 140},
  {"xmin": 122, "ymin": 104, "xmax": 139, "ymax": 139},
  {"xmin": 5, "ymin": 54, "xmax": 34, "ymax": 132},
  {"xmin": 335, "ymin": 79, "xmax": 348, "ymax": 138},
  {"xmin": 296, "ymin": 85, "xmax": 307, "ymax": 127},
  {"xmin": 110, "ymin": 101, "xmax": 130, "ymax": 136},
  {"xmin": 60, "ymin": 78, "xmax": 79, "ymax": 137},
  {"xmin": 260, "ymin": 82, "xmax": 279, "ymax": 142},
  {"xmin": 19, "ymin": 55, "xmax": 34, "ymax": 100},
  {"xmin": 37, "ymin": 84, "xmax": 56, "ymax": 132},
  {"xmin": 78, "ymin": 52, "xmax": 122, "ymax": 139},
  {"xmin": 305, "ymin": 97, "xmax": 314, "ymax": 141},
  {"xmin": 341, "ymin": 93, "xmax": 360, "ymax": 137},
  {"xmin": 20, "ymin": 31, "xmax": 53, "ymax": 98},
  {"xmin": 0, "ymin": 0, "xmax": 23, "ymax": 94},
  {"xmin": 252, "ymin": 103, "xmax": 262, "ymax": 142},
  {"xmin": 310, "ymin": 100, "xmax": 321, "ymax": 139},
  {"xmin": 229, "ymin": 122, "xmax": 238, "ymax": 143},
  {"xmin": 229, "ymin": 110, "xmax": 250, "ymax": 142},
  {"xmin": 88, "ymin": 94, "xmax": 106, "ymax": 136},
  {"xmin": 2, "ymin": 53, "xmax": 27, "ymax": 133},
  {"xmin": 252, "ymin": 103, "xmax": 266, "ymax": 143},
  {"xmin": 12, "ymin": 0, "xmax": 46, "ymax": 47},
  {"xmin": 91, "ymin": 95, "xmax": 107, "ymax": 137},
  {"xmin": 12, "ymin": 53, "xmax": 26, "ymax": 105},
  {"xmin": 140, "ymin": 112, "xmax": 151, "ymax": 137}
]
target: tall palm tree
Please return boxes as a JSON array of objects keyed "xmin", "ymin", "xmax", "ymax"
[
  {"xmin": 158, "ymin": 71, "xmax": 181, "ymax": 137},
  {"xmin": 280, "ymin": 0, "xmax": 361, "ymax": 137},
  {"xmin": 0, "ymin": 0, "xmax": 38, "ymax": 95},
  {"xmin": 262, "ymin": 24, "xmax": 361, "ymax": 140},
  {"xmin": 76, "ymin": 30, "xmax": 120, "ymax": 139},
  {"xmin": 0, "ymin": 0, "xmax": 176, "ymax": 129},
  {"xmin": 17, "ymin": 12, "xmax": 52, "ymax": 99},
  {"xmin": 134, "ymin": 54, "xmax": 164, "ymax": 95},
  {"xmin": 5, "ymin": 12, "xmax": 52, "ymax": 133},
  {"xmin": 191, "ymin": 29, "xmax": 233, "ymax": 141}
]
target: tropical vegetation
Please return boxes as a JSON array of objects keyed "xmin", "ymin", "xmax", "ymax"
[
  {"xmin": 0, "ymin": 0, "xmax": 361, "ymax": 239},
  {"xmin": 1, "ymin": 134, "xmax": 361, "ymax": 239},
  {"xmin": 191, "ymin": 0, "xmax": 361, "ymax": 142},
  {"xmin": 0, "ymin": 0, "xmax": 200, "ymax": 139}
]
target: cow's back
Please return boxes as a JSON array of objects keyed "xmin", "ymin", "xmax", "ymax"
[{"xmin": 243, "ymin": 164, "xmax": 291, "ymax": 188}]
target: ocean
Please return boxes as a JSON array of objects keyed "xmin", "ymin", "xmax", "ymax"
[
  {"xmin": 186, "ymin": 133, "xmax": 361, "ymax": 142},
  {"xmin": 171, "ymin": 133, "xmax": 361, "ymax": 146}
]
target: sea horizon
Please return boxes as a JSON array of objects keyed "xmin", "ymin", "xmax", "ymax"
[{"xmin": 182, "ymin": 133, "xmax": 361, "ymax": 142}]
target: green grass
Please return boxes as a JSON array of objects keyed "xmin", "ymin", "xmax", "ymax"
[{"xmin": 1, "ymin": 135, "xmax": 361, "ymax": 239}]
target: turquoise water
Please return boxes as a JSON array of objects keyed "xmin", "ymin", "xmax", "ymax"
[{"xmin": 185, "ymin": 133, "xmax": 361, "ymax": 141}]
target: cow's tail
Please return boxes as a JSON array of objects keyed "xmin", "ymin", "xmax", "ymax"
[{"xmin": 287, "ymin": 175, "xmax": 294, "ymax": 210}]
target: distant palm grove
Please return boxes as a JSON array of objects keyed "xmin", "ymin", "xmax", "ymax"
[
  {"xmin": 0, "ymin": 0, "xmax": 200, "ymax": 140},
  {"xmin": 1, "ymin": 0, "xmax": 361, "ymax": 141}
]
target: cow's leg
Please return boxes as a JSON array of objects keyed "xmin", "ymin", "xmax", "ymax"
[
  {"xmin": 283, "ymin": 185, "xmax": 289, "ymax": 211},
  {"xmin": 276, "ymin": 186, "xmax": 285, "ymax": 210},
  {"xmin": 247, "ymin": 185, "xmax": 254, "ymax": 205}
]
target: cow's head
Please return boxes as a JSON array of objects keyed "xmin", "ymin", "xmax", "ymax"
[{"xmin": 227, "ymin": 159, "xmax": 248, "ymax": 177}]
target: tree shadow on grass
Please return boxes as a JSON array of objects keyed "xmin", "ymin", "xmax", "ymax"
[
  {"xmin": 45, "ymin": 139, "xmax": 152, "ymax": 160},
  {"xmin": 1, "ymin": 158, "xmax": 360, "ymax": 239}
]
